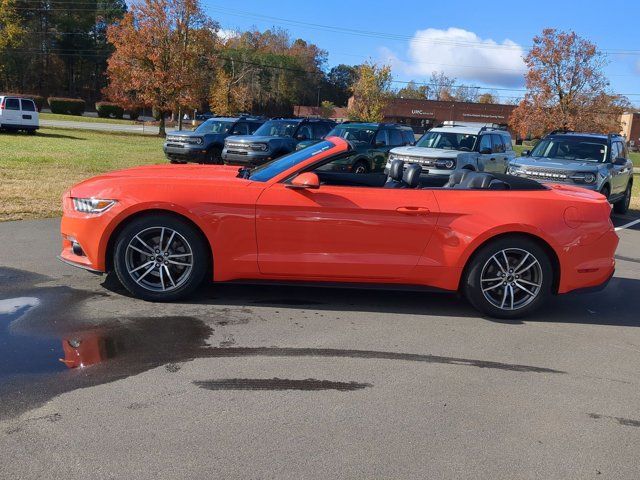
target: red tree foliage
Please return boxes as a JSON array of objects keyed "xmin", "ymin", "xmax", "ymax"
[
  {"xmin": 104, "ymin": 0, "xmax": 218, "ymax": 135},
  {"xmin": 510, "ymin": 29, "xmax": 629, "ymax": 138}
]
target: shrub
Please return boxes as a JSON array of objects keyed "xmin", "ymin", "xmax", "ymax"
[
  {"xmin": 126, "ymin": 108, "xmax": 141, "ymax": 121},
  {"xmin": 95, "ymin": 101, "xmax": 124, "ymax": 119},
  {"xmin": 48, "ymin": 97, "xmax": 86, "ymax": 115}
]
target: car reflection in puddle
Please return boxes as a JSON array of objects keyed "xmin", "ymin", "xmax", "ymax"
[{"xmin": 60, "ymin": 333, "xmax": 124, "ymax": 369}]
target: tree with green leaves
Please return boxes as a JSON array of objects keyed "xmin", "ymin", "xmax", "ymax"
[{"xmin": 348, "ymin": 62, "xmax": 392, "ymax": 122}]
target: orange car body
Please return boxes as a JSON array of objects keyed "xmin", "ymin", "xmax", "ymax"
[{"xmin": 60, "ymin": 137, "xmax": 617, "ymax": 295}]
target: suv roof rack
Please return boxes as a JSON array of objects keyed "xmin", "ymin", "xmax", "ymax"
[
  {"xmin": 547, "ymin": 129, "xmax": 575, "ymax": 135},
  {"xmin": 478, "ymin": 125, "xmax": 507, "ymax": 133}
]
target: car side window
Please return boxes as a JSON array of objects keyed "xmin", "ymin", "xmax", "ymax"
[
  {"xmin": 231, "ymin": 123, "xmax": 249, "ymax": 135},
  {"xmin": 610, "ymin": 142, "xmax": 620, "ymax": 161},
  {"xmin": 5, "ymin": 98, "xmax": 20, "ymax": 110},
  {"xmin": 297, "ymin": 125, "xmax": 313, "ymax": 141},
  {"xmin": 20, "ymin": 99, "xmax": 36, "ymax": 112},
  {"xmin": 313, "ymin": 123, "xmax": 331, "ymax": 139},
  {"xmin": 402, "ymin": 130, "xmax": 415, "ymax": 145},
  {"xmin": 479, "ymin": 134, "xmax": 491, "ymax": 152},
  {"xmin": 249, "ymin": 122, "xmax": 262, "ymax": 134},
  {"xmin": 491, "ymin": 134, "xmax": 505, "ymax": 153},
  {"xmin": 620, "ymin": 142, "xmax": 629, "ymax": 159},
  {"xmin": 389, "ymin": 129, "xmax": 404, "ymax": 146},
  {"xmin": 502, "ymin": 134, "xmax": 513, "ymax": 151},
  {"xmin": 374, "ymin": 129, "xmax": 389, "ymax": 146}
]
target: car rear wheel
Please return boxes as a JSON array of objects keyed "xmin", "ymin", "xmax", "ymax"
[
  {"xmin": 113, "ymin": 214, "xmax": 208, "ymax": 301},
  {"xmin": 463, "ymin": 236, "xmax": 552, "ymax": 319},
  {"xmin": 613, "ymin": 182, "xmax": 632, "ymax": 214}
]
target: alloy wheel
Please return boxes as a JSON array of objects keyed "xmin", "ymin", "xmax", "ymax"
[
  {"xmin": 124, "ymin": 226, "xmax": 194, "ymax": 292},
  {"xmin": 480, "ymin": 248, "xmax": 543, "ymax": 311}
]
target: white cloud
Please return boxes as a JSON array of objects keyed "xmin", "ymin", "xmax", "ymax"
[
  {"xmin": 216, "ymin": 29, "xmax": 239, "ymax": 41},
  {"xmin": 381, "ymin": 27, "xmax": 526, "ymax": 87}
]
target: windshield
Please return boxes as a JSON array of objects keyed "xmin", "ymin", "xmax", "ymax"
[
  {"xmin": 195, "ymin": 120, "xmax": 233, "ymax": 134},
  {"xmin": 253, "ymin": 120, "xmax": 300, "ymax": 138},
  {"xmin": 248, "ymin": 141, "xmax": 334, "ymax": 182},
  {"xmin": 530, "ymin": 138, "xmax": 607, "ymax": 162},
  {"xmin": 326, "ymin": 125, "xmax": 376, "ymax": 143},
  {"xmin": 416, "ymin": 131, "xmax": 477, "ymax": 151}
]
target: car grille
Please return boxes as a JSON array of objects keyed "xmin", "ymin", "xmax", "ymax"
[
  {"xmin": 227, "ymin": 150, "xmax": 248, "ymax": 155},
  {"xmin": 392, "ymin": 155, "xmax": 437, "ymax": 167},
  {"xmin": 520, "ymin": 167, "xmax": 571, "ymax": 182},
  {"xmin": 226, "ymin": 142, "xmax": 249, "ymax": 150}
]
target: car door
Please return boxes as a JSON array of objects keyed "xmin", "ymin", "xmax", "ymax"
[
  {"xmin": 1, "ymin": 97, "xmax": 20, "ymax": 126},
  {"xmin": 19, "ymin": 99, "xmax": 38, "ymax": 128},
  {"xmin": 610, "ymin": 141, "xmax": 630, "ymax": 195},
  {"xmin": 477, "ymin": 134, "xmax": 493, "ymax": 172},
  {"xmin": 255, "ymin": 178, "xmax": 440, "ymax": 279},
  {"xmin": 490, "ymin": 134, "xmax": 508, "ymax": 173}
]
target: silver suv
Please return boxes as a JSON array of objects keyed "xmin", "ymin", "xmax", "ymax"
[
  {"xmin": 385, "ymin": 123, "xmax": 515, "ymax": 176},
  {"xmin": 508, "ymin": 132, "xmax": 634, "ymax": 214}
]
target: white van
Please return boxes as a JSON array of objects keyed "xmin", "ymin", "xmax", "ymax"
[{"xmin": 0, "ymin": 96, "xmax": 39, "ymax": 133}]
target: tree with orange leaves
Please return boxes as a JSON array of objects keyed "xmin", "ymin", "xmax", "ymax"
[
  {"xmin": 510, "ymin": 29, "xmax": 629, "ymax": 138},
  {"xmin": 104, "ymin": 0, "xmax": 218, "ymax": 136}
]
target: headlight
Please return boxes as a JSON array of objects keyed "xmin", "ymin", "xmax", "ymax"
[
  {"xmin": 250, "ymin": 143, "xmax": 269, "ymax": 152},
  {"xmin": 508, "ymin": 165, "xmax": 522, "ymax": 175},
  {"xmin": 72, "ymin": 198, "xmax": 117, "ymax": 214},
  {"xmin": 388, "ymin": 153, "xmax": 397, "ymax": 161},
  {"xmin": 193, "ymin": 137, "xmax": 204, "ymax": 145},
  {"xmin": 583, "ymin": 173, "xmax": 596, "ymax": 184},
  {"xmin": 435, "ymin": 159, "xmax": 456, "ymax": 169},
  {"xmin": 570, "ymin": 172, "xmax": 597, "ymax": 184}
]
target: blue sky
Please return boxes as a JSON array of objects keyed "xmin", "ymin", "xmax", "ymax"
[{"xmin": 204, "ymin": 0, "xmax": 640, "ymax": 105}]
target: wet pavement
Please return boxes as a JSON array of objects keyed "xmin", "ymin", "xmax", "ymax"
[{"xmin": 1, "ymin": 215, "xmax": 640, "ymax": 479}]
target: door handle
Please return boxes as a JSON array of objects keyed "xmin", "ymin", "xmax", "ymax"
[
  {"xmin": 490, "ymin": 157, "xmax": 496, "ymax": 161},
  {"xmin": 396, "ymin": 206, "xmax": 430, "ymax": 215}
]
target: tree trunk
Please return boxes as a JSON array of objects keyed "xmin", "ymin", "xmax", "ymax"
[{"xmin": 159, "ymin": 112, "xmax": 166, "ymax": 137}]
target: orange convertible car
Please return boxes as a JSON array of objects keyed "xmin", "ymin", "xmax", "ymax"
[{"xmin": 59, "ymin": 136, "xmax": 617, "ymax": 318}]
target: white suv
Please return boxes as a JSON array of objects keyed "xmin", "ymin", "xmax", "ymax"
[
  {"xmin": 385, "ymin": 123, "xmax": 514, "ymax": 176},
  {"xmin": 0, "ymin": 96, "xmax": 39, "ymax": 134}
]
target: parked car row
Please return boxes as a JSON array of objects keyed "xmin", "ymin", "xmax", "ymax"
[{"xmin": 164, "ymin": 117, "xmax": 634, "ymax": 213}]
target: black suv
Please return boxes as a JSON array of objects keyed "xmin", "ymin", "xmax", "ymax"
[
  {"xmin": 163, "ymin": 115, "xmax": 266, "ymax": 164},
  {"xmin": 222, "ymin": 118, "xmax": 336, "ymax": 166},
  {"xmin": 297, "ymin": 122, "xmax": 416, "ymax": 173}
]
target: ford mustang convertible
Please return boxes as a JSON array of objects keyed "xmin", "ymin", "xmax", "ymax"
[{"xmin": 59, "ymin": 137, "xmax": 617, "ymax": 318}]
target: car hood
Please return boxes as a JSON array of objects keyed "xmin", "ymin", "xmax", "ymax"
[
  {"xmin": 69, "ymin": 164, "xmax": 244, "ymax": 197},
  {"xmin": 390, "ymin": 146, "xmax": 459, "ymax": 158},
  {"xmin": 226, "ymin": 135, "xmax": 290, "ymax": 144},
  {"xmin": 166, "ymin": 130, "xmax": 224, "ymax": 140},
  {"xmin": 513, "ymin": 156, "xmax": 600, "ymax": 171}
]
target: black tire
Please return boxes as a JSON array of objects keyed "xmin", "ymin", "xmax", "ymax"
[
  {"xmin": 600, "ymin": 184, "xmax": 610, "ymax": 201},
  {"xmin": 613, "ymin": 182, "xmax": 632, "ymax": 215},
  {"xmin": 113, "ymin": 214, "xmax": 209, "ymax": 302},
  {"xmin": 463, "ymin": 236, "xmax": 553, "ymax": 319},
  {"xmin": 352, "ymin": 160, "xmax": 370, "ymax": 174},
  {"xmin": 205, "ymin": 147, "xmax": 223, "ymax": 165}
]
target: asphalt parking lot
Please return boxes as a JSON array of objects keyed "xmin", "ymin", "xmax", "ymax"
[{"xmin": 1, "ymin": 214, "xmax": 640, "ymax": 479}]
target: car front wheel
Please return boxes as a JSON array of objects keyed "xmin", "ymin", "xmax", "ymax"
[
  {"xmin": 113, "ymin": 214, "xmax": 208, "ymax": 301},
  {"xmin": 463, "ymin": 236, "xmax": 552, "ymax": 319},
  {"xmin": 613, "ymin": 182, "xmax": 632, "ymax": 214}
]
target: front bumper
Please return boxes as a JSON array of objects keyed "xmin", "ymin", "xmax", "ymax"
[
  {"xmin": 163, "ymin": 145, "xmax": 208, "ymax": 163},
  {"xmin": 222, "ymin": 149, "xmax": 272, "ymax": 166}
]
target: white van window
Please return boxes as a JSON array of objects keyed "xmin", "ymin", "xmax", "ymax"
[
  {"xmin": 21, "ymin": 99, "xmax": 36, "ymax": 112},
  {"xmin": 5, "ymin": 98, "xmax": 20, "ymax": 110}
]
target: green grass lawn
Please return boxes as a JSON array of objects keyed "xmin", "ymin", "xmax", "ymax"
[
  {"xmin": 0, "ymin": 127, "xmax": 165, "ymax": 221},
  {"xmin": 40, "ymin": 112, "xmax": 139, "ymax": 125}
]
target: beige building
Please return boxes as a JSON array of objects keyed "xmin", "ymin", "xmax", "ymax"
[{"xmin": 620, "ymin": 112, "xmax": 640, "ymax": 149}]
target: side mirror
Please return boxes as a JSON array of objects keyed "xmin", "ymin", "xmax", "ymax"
[
  {"xmin": 287, "ymin": 172, "xmax": 320, "ymax": 190},
  {"xmin": 521, "ymin": 150, "xmax": 530, "ymax": 157},
  {"xmin": 479, "ymin": 147, "xmax": 492, "ymax": 155},
  {"xmin": 614, "ymin": 156, "xmax": 627, "ymax": 166}
]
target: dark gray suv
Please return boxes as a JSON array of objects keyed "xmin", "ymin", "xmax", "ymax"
[
  {"xmin": 163, "ymin": 116, "xmax": 265, "ymax": 164},
  {"xmin": 222, "ymin": 118, "xmax": 335, "ymax": 166},
  {"xmin": 509, "ymin": 132, "xmax": 634, "ymax": 214}
]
